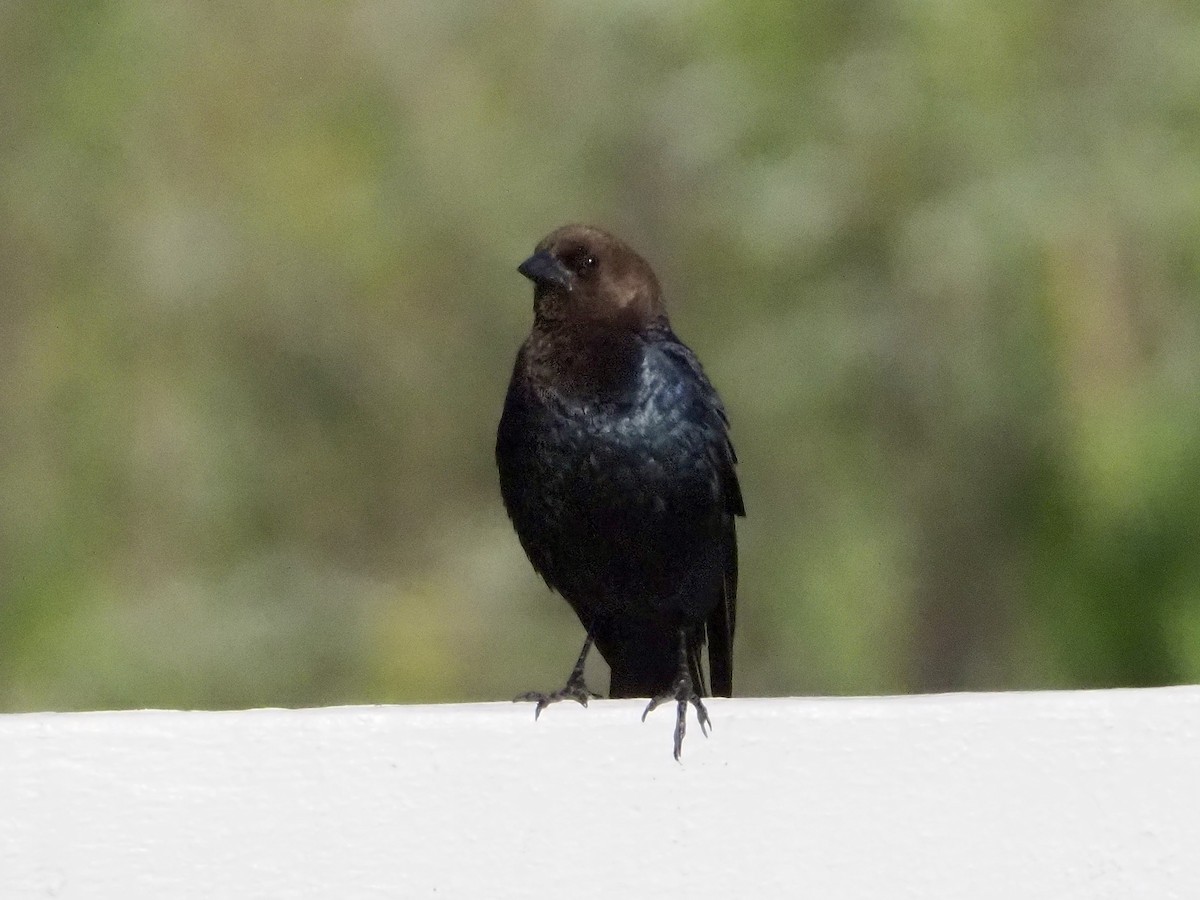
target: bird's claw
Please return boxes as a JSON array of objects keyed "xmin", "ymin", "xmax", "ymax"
[
  {"xmin": 514, "ymin": 678, "xmax": 599, "ymax": 720},
  {"xmin": 692, "ymin": 695, "xmax": 712, "ymax": 736},
  {"xmin": 642, "ymin": 674, "xmax": 711, "ymax": 761}
]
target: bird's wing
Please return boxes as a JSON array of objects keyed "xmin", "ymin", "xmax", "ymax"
[{"xmin": 651, "ymin": 333, "xmax": 743, "ymax": 698}]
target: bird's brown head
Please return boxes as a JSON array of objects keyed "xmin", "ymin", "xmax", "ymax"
[{"xmin": 517, "ymin": 225, "xmax": 667, "ymax": 330}]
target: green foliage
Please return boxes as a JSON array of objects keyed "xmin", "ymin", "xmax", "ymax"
[{"xmin": 1, "ymin": 1, "xmax": 1198, "ymax": 710}]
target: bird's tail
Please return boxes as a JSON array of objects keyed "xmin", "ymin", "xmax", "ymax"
[{"xmin": 705, "ymin": 541, "xmax": 736, "ymax": 698}]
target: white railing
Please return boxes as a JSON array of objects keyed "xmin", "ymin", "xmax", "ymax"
[{"xmin": 2, "ymin": 687, "xmax": 1199, "ymax": 898}]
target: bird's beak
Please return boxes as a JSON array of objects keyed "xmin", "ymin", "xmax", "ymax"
[{"xmin": 518, "ymin": 251, "xmax": 573, "ymax": 291}]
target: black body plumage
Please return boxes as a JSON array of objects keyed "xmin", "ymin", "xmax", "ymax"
[{"xmin": 496, "ymin": 224, "xmax": 743, "ymax": 758}]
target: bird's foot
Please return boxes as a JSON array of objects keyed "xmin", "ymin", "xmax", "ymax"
[
  {"xmin": 514, "ymin": 675, "xmax": 600, "ymax": 721},
  {"xmin": 642, "ymin": 671, "xmax": 710, "ymax": 761},
  {"xmin": 515, "ymin": 633, "xmax": 599, "ymax": 720}
]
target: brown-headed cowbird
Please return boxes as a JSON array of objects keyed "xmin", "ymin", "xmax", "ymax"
[{"xmin": 496, "ymin": 224, "xmax": 744, "ymax": 759}]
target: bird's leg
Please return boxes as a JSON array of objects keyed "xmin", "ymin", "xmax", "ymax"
[
  {"xmin": 514, "ymin": 633, "xmax": 600, "ymax": 720},
  {"xmin": 641, "ymin": 630, "xmax": 710, "ymax": 761}
]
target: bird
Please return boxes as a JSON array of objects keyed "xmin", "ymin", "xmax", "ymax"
[{"xmin": 496, "ymin": 224, "xmax": 744, "ymax": 759}]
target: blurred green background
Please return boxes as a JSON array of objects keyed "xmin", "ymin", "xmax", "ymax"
[{"xmin": 2, "ymin": 2, "xmax": 1198, "ymax": 712}]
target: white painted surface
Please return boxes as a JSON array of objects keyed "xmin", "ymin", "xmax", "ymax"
[{"xmin": 2, "ymin": 688, "xmax": 1199, "ymax": 899}]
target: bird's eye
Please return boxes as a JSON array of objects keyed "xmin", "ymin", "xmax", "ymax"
[{"xmin": 566, "ymin": 247, "xmax": 597, "ymax": 278}]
